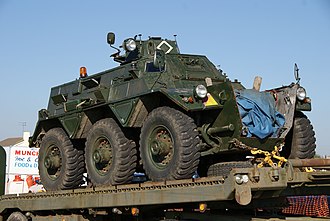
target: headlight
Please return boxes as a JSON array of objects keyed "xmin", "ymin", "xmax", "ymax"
[
  {"xmin": 296, "ymin": 87, "xmax": 306, "ymax": 101},
  {"xmin": 124, "ymin": 38, "xmax": 137, "ymax": 52},
  {"xmin": 195, "ymin": 85, "xmax": 207, "ymax": 99}
]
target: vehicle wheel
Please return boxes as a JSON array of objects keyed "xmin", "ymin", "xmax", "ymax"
[
  {"xmin": 85, "ymin": 118, "xmax": 137, "ymax": 186},
  {"xmin": 39, "ymin": 128, "xmax": 84, "ymax": 191},
  {"xmin": 140, "ymin": 107, "xmax": 200, "ymax": 181},
  {"xmin": 287, "ymin": 111, "xmax": 316, "ymax": 159},
  {"xmin": 7, "ymin": 212, "xmax": 28, "ymax": 221}
]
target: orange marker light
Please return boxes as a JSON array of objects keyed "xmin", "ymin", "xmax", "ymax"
[
  {"xmin": 131, "ymin": 207, "xmax": 139, "ymax": 216},
  {"xmin": 199, "ymin": 203, "xmax": 207, "ymax": 213},
  {"xmin": 187, "ymin": 96, "xmax": 194, "ymax": 103},
  {"xmin": 80, "ymin": 66, "xmax": 87, "ymax": 78}
]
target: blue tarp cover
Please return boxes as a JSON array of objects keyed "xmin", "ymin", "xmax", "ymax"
[{"xmin": 236, "ymin": 89, "xmax": 285, "ymax": 139}]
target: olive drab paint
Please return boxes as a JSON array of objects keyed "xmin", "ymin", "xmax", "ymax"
[{"xmin": 28, "ymin": 33, "xmax": 315, "ymax": 191}]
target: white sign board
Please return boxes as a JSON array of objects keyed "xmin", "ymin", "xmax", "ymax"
[{"xmin": 8, "ymin": 146, "xmax": 39, "ymax": 175}]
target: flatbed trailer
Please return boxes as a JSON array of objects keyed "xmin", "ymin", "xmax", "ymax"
[{"xmin": 1, "ymin": 159, "xmax": 330, "ymax": 221}]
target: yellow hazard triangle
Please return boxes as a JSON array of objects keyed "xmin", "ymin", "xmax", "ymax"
[{"xmin": 204, "ymin": 93, "xmax": 218, "ymax": 107}]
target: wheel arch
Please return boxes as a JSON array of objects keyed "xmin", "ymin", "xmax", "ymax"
[
  {"xmin": 30, "ymin": 92, "xmax": 193, "ymax": 147},
  {"xmin": 29, "ymin": 118, "xmax": 63, "ymax": 148},
  {"xmin": 31, "ymin": 105, "xmax": 120, "ymax": 146},
  {"xmin": 123, "ymin": 91, "xmax": 193, "ymax": 128}
]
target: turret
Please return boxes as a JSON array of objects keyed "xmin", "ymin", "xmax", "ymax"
[{"xmin": 106, "ymin": 32, "xmax": 179, "ymax": 64}]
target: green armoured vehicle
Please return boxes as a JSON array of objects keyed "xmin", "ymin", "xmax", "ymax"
[{"xmin": 29, "ymin": 33, "xmax": 316, "ymax": 191}]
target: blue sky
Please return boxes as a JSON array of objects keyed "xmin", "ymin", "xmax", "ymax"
[{"xmin": 0, "ymin": 1, "xmax": 329, "ymax": 155}]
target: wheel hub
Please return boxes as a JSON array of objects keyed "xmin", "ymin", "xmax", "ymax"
[
  {"xmin": 44, "ymin": 151, "xmax": 61, "ymax": 169},
  {"xmin": 93, "ymin": 148, "xmax": 111, "ymax": 164},
  {"xmin": 149, "ymin": 129, "xmax": 173, "ymax": 166},
  {"xmin": 151, "ymin": 131, "xmax": 172, "ymax": 155},
  {"xmin": 92, "ymin": 138, "xmax": 113, "ymax": 175}
]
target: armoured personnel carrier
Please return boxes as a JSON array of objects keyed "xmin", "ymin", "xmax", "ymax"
[{"xmin": 29, "ymin": 33, "xmax": 316, "ymax": 191}]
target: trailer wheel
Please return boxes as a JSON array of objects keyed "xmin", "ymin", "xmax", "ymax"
[
  {"xmin": 85, "ymin": 118, "xmax": 137, "ymax": 186},
  {"xmin": 7, "ymin": 212, "xmax": 28, "ymax": 221},
  {"xmin": 140, "ymin": 107, "xmax": 200, "ymax": 181},
  {"xmin": 286, "ymin": 111, "xmax": 316, "ymax": 159},
  {"xmin": 39, "ymin": 128, "xmax": 84, "ymax": 191}
]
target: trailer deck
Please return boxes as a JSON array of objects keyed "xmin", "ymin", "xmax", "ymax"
[{"xmin": 1, "ymin": 159, "xmax": 330, "ymax": 220}]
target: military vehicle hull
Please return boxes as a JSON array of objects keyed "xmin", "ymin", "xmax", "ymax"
[{"xmin": 29, "ymin": 33, "xmax": 316, "ymax": 191}]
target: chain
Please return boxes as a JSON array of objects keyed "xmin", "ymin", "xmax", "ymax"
[{"xmin": 231, "ymin": 138, "xmax": 287, "ymax": 168}]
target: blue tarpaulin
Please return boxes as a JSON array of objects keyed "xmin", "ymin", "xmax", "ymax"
[{"xmin": 236, "ymin": 89, "xmax": 285, "ymax": 139}]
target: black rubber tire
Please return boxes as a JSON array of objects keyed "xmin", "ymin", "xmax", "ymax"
[
  {"xmin": 39, "ymin": 128, "xmax": 84, "ymax": 191},
  {"xmin": 287, "ymin": 111, "xmax": 316, "ymax": 159},
  {"xmin": 85, "ymin": 118, "xmax": 137, "ymax": 186},
  {"xmin": 207, "ymin": 161, "xmax": 253, "ymax": 177},
  {"xmin": 7, "ymin": 212, "xmax": 28, "ymax": 221},
  {"xmin": 140, "ymin": 107, "xmax": 200, "ymax": 181}
]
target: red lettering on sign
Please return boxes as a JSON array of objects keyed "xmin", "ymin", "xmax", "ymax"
[{"xmin": 14, "ymin": 149, "xmax": 39, "ymax": 156}]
